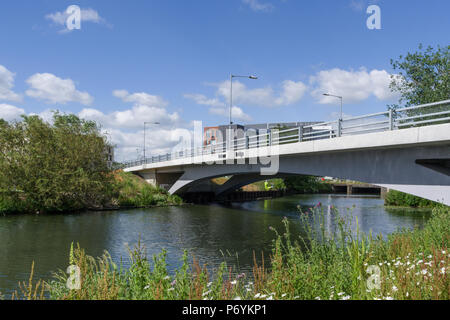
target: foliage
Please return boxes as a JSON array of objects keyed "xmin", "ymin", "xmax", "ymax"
[
  {"xmin": 0, "ymin": 112, "xmax": 113, "ymax": 213},
  {"xmin": 20, "ymin": 205, "xmax": 448, "ymax": 300},
  {"xmin": 284, "ymin": 176, "xmax": 332, "ymax": 194},
  {"xmin": 384, "ymin": 189, "xmax": 443, "ymax": 208},
  {"xmin": 389, "ymin": 44, "xmax": 449, "ymax": 108},
  {"xmin": 112, "ymin": 171, "xmax": 183, "ymax": 207}
]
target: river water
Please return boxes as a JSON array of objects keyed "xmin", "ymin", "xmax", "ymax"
[{"xmin": 0, "ymin": 194, "xmax": 431, "ymax": 296}]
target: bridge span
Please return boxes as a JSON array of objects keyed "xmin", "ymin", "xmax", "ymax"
[{"xmin": 123, "ymin": 100, "xmax": 450, "ymax": 205}]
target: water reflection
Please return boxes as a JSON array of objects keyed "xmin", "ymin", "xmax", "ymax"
[{"xmin": 0, "ymin": 194, "xmax": 430, "ymax": 296}]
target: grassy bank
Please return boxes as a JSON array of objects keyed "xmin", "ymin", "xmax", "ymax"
[
  {"xmin": 384, "ymin": 189, "xmax": 445, "ymax": 208},
  {"xmin": 0, "ymin": 171, "xmax": 183, "ymax": 215},
  {"xmin": 9, "ymin": 205, "xmax": 449, "ymax": 300},
  {"xmin": 112, "ymin": 171, "xmax": 183, "ymax": 208},
  {"xmin": 230, "ymin": 176, "xmax": 332, "ymax": 194}
]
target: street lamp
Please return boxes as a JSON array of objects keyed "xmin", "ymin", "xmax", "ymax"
[
  {"xmin": 230, "ymin": 74, "xmax": 258, "ymax": 127},
  {"xmin": 143, "ymin": 122, "xmax": 160, "ymax": 161},
  {"xmin": 323, "ymin": 93, "xmax": 343, "ymax": 120}
]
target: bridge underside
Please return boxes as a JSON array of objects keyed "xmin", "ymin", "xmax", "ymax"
[{"xmin": 135, "ymin": 144, "xmax": 450, "ymax": 205}]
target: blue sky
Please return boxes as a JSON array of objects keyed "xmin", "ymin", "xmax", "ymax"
[{"xmin": 0, "ymin": 0, "xmax": 449, "ymax": 160}]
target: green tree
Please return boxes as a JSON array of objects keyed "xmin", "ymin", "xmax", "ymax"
[
  {"xmin": 0, "ymin": 112, "xmax": 113, "ymax": 213},
  {"xmin": 389, "ymin": 44, "xmax": 449, "ymax": 108}
]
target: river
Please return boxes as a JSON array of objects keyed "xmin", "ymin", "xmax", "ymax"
[{"xmin": 0, "ymin": 193, "xmax": 431, "ymax": 297}]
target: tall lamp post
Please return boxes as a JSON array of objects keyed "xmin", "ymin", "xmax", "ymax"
[
  {"xmin": 143, "ymin": 122, "xmax": 160, "ymax": 161},
  {"xmin": 323, "ymin": 93, "xmax": 343, "ymax": 120},
  {"xmin": 230, "ymin": 75, "xmax": 258, "ymax": 127}
]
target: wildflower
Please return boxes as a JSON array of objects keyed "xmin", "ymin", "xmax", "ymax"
[
  {"xmin": 234, "ymin": 296, "xmax": 241, "ymax": 300},
  {"xmin": 341, "ymin": 295, "xmax": 351, "ymax": 300},
  {"xmin": 294, "ymin": 296, "xmax": 300, "ymax": 299},
  {"xmin": 440, "ymin": 267, "xmax": 446, "ymax": 274},
  {"xmin": 392, "ymin": 286, "xmax": 398, "ymax": 292},
  {"xmin": 315, "ymin": 297, "xmax": 321, "ymax": 300},
  {"xmin": 254, "ymin": 293, "xmax": 261, "ymax": 298},
  {"xmin": 237, "ymin": 273, "xmax": 246, "ymax": 279},
  {"xmin": 202, "ymin": 290, "xmax": 211, "ymax": 297},
  {"xmin": 144, "ymin": 285, "xmax": 150, "ymax": 290},
  {"xmin": 384, "ymin": 296, "xmax": 394, "ymax": 300},
  {"xmin": 281, "ymin": 293, "xmax": 287, "ymax": 298},
  {"xmin": 421, "ymin": 270, "xmax": 427, "ymax": 275},
  {"xmin": 260, "ymin": 294, "xmax": 267, "ymax": 299},
  {"xmin": 337, "ymin": 292, "xmax": 345, "ymax": 296},
  {"xmin": 168, "ymin": 287, "xmax": 174, "ymax": 291},
  {"xmin": 171, "ymin": 280, "xmax": 177, "ymax": 286},
  {"xmin": 246, "ymin": 288, "xmax": 252, "ymax": 292},
  {"xmin": 207, "ymin": 282, "xmax": 213, "ymax": 287},
  {"xmin": 267, "ymin": 296, "xmax": 274, "ymax": 300},
  {"xmin": 163, "ymin": 276, "xmax": 170, "ymax": 280},
  {"xmin": 230, "ymin": 280, "xmax": 237, "ymax": 285}
]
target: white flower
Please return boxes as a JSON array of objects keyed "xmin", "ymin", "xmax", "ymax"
[
  {"xmin": 207, "ymin": 282, "xmax": 213, "ymax": 287},
  {"xmin": 282, "ymin": 293, "xmax": 287, "ymax": 297},
  {"xmin": 315, "ymin": 296, "xmax": 321, "ymax": 300},
  {"xmin": 234, "ymin": 296, "xmax": 241, "ymax": 300},
  {"xmin": 144, "ymin": 285, "xmax": 150, "ymax": 290},
  {"xmin": 337, "ymin": 292, "xmax": 345, "ymax": 296},
  {"xmin": 254, "ymin": 293, "xmax": 261, "ymax": 298},
  {"xmin": 392, "ymin": 286, "xmax": 398, "ymax": 292},
  {"xmin": 202, "ymin": 290, "xmax": 211, "ymax": 297},
  {"xmin": 168, "ymin": 287, "xmax": 174, "ymax": 291},
  {"xmin": 341, "ymin": 295, "xmax": 351, "ymax": 300},
  {"xmin": 421, "ymin": 269, "xmax": 428, "ymax": 275},
  {"xmin": 384, "ymin": 296, "xmax": 394, "ymax": 300},
  {"xmin": 440, "ymin": 267, "xmax": 446, "ymax": 274},
  {"xmin": 230, "ymin": 280, "xmax": 237, "ymax": 285},
  {"xmin": 267, "ymin": 296, "xmax": 274, "ymax": 300}
]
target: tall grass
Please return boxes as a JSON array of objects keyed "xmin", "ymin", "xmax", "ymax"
[{"xmin": 12, "ymin": 205, "xmax": 450, "ymax": 300}]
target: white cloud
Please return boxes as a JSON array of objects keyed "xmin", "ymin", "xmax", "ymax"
[
  {"xmin": 183, "ymin": 93, "xmax": 225, "ymax": 108},
  {"xmin": 0, "ymin": 65, "xmax": 21, "ymax": 102},
  {"xmin": 242, "ymin": 0, "xmax": 274, "ymax": 12},
  {"xmin": 216, "ymin": 79, "xmax": 307, "ymax": 107},
  {"xmin": 310, "ymin": 67, "xmax": 398, "ymax": 104},
  {"xmin": 113, "ymin": 90, "xmax": 168, "ymax": 108},
  {"xmin": 0, "ymin": 104, "xmax": 25, "ymax": 121},
  {"xmin": 46, "ymin": 8, "xmax": 109, "ymax": 32},
  {"xmin": 26, "ymin": 73, "xmax": 93, "ymax": 105},
  {"xmin": 185, "ymin": 78, "xmax": 306, "ymax": 122},
  {"xmin": 209, "ymin": 106, "xmax": 252, "ymax": 122},
  {"xmin": 77, "ymin": 90, "xmax": 184, "ymax": 160}
]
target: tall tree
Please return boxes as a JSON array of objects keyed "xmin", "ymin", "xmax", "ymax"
[
  {"xmin": 389, "ymin": 44, "xmax": 449, "ymax": 108},
  {"xmin": 0, "ymin": 112, "xmax": 113, "ymax": 213}
]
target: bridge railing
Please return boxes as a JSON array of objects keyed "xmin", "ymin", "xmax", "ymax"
[{"xmin": 123, "ymin": 99, "xmax": 450, "ymax": 168}]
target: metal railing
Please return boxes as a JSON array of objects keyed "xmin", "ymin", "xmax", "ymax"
[{"xmin": 123, "ymin": 99, "xmax": 450, "ymax": 168}]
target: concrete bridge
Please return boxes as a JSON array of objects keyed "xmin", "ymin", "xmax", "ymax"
[{"xmin": 124, "ymin": 100, "xmax": 450, "ymax": 205}]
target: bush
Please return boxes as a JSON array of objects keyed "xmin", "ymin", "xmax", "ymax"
[{"xmin": 385, "ymin": 190, "xmax": 442, "ymax": 208}]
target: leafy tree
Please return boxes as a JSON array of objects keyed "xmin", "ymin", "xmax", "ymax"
[
  {"xmin": 0, "ymin": 112, "xmax": 113, "ymax": 213},
  {"xmin": 389, "ymin": 44, "xmax": 449, "ymax": 108}
]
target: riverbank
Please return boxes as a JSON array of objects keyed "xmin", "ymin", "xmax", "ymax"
[
  {"xmin": 384, "ymin": 189, "xmax": 446, "ymax": 209},
  {"xmin": 9, "ymin": 204, "xmax": 448, "ymax": 300},
  {"xmin": 0, "ymin": 171, "xmax": 183, "ymax": 215}
]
